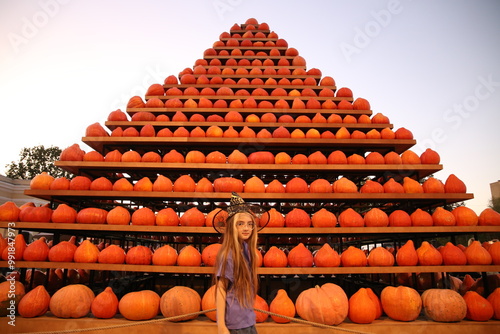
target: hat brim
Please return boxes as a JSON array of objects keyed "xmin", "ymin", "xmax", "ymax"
[{"xmin": 212, "ymin": 205, "xmax": 270, "ymax": 234}]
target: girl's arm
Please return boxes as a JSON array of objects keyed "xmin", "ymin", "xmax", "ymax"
[{"xmin": 216, "ymin": 278, "xmax": 230, "ymax": 334}]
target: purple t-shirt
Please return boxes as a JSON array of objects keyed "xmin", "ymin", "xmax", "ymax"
[{"xmin": 216, "ymin": 242, "xmax": 256, "ymax": 330}]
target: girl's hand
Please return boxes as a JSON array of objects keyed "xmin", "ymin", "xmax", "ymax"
[{"xmin": 218, "ymin": 326, "xmax": 230, "ymax": 334}]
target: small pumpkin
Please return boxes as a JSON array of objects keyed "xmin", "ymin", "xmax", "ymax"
[
  {"xmin": 177, "ymin": 245, "xmax": 202, "ymax": 266},
  {"xmin": 487, "ymin": 287, "xmax": 500, "ymax": 319},
  {"xmin": 444, "ymin": 174, "xmax": 467, "ymax": 193},
  {"xmin": 18, "ymin": 285, "xmax": 50, "ymax": 318},
  {"xmin": 416, "ymin": 241, "xmax": 443, "ymax": 265},
  {"xmin": 98, "ymin": 245, "xmax": 126, "ymax": 264},
  {"xmin": 74, "ymin": 239, "xmax": 100, "ymax": 263},
  {"xmin": 348, "ymin": 288, "xmax": 378, "ymax": 324},
  {"xmin": 23, "ymin": 237, "xmax": 49, "ymax": 261},
  {"xmin": 285, "ymin": 208, "xmax": 311, "ymax": 227},
  {"xmin": 201, "ymin": 243, "xmax": 221, "ymax": 266},
  {"xmin": 313, "ymin": 243, "xmax": 340, "ymax": 267},
  {"xmin": 464, "ymin": 240, "xmax": 492, "ymax": 265},
  {"xmin": 364, "ymin": 208, "xmax": 389, "ymax": 227},
  {"xmin": 254, "ymin": 294, "xmax": 269, "ymax": 323},
  {"xmin": 332, "ymin": 177, "xmax": 357, "ymax": 193},
  {"xmin": 311, "ymin": 208, "xmax": 337, "ymax": 227},
  {"xmin": 1, "ymin": 234, "xmax": 26, "ymax": 261},
  {"xmin": 126, "ymin": 245, "xmax": 153, "ymax": 265},
  {"xmin": 152, "ymin": 244, "xmax": 178, "ymax": 266},
  {"xmin": 30, "ymin": 172, "xmax": 54, "ymax": 190},
  {"xmin": 48, "ymin": 237, "xmax": 77, "ymax": 262},
  {"xmin": 156, "ymin": 208, "xmax": 179, "ymax": 226},
  {"xmin": 160, "ymin": 286, "xmax": 201, "ymax": 321},
  {"xmin": 213, "ymin": 177, "xmax": 244, "ymax": 193},
  {"xmin": 180, "ymin": 207, "xmax": 206, "ymax": 226},
  {"xmin": 341, "ymin": 246, "xmax": 367, "ymax": 267},
  {"xmin": 368, "ymin": 247, "xmax": 394, "ymax": 267},
  {"xmin": 0, "ymin": 201, "xmax": 21, "ymax": 221},
  {"xmin": 381, "ymin": 286, "xmax": 421, "ymax": 321},
  {"xmin": 396, "ymin": 240, "xmax": 419, "ymax": 266},
  {"xmin": 173, "ymin": 175, "xmax": 196, "ymax": 192},
  {"xmin": 439, "ymin": 242, "xmax": 467, "ymax": 265},
  {"xmin": 338, "ymin": 208, "xmax": 364, "ymax": 227},
  {"xmin": 261, "ymin": 208, "xmax": 285, "ymax": 227},
  {"xmin": 270, "ymin": 289, "xmax": 295, "ymax": 323},
  {"xmin": 285, "ymin": 177, "xmax": 309, "ymax": 193},
  {"xmin": 432, "ymin": 207, "xmax": 456, "ymax": 226},
  {"xmin": 131, "ymin": 207, "xmax": 156, "ymax": 225},
  {"xmin": 106, "ymin": 206, "xmax": 131, "ymax": 225},
  {"xmin": 452, "ymin": 206, "xmax": 478, "ymax": 226},
  {"xmin": 91, "ymin": 287, "xmax": 119, "ymax": 319},
  {"xmin": 76, "ymin": 207, "xmax": 108, "ymax": 224},
  {"xmin": 478, "ymin": 208, "xmax": 500, "ymax": 226},
  {"xmin": 463, "ymin": 290, "xmax": 494, "ymax": 321},
  {"xmin": 119, "ymin": 290, "xmax": 160, "ymax": 320},
  {"xmin": 51, "ymin": 204, "xmax": 77, "ymax": 224},
  {"xmin": 201, "ymin": 285, "xmax": 217, "ymax": 321},
  {"xmin": 288, "ymin": 243, "xmax": 313, "ymax": 267},
  {"xmin": 0, "ymin": 280, "xmax": 25, "ymax": 316},
  {"xmin": 263, "ymin": 246, "xmax": 288, "ymax": 267},
  {"xmin": 410, "ymin": 208, "xmax": 433, "ymax": 226}
]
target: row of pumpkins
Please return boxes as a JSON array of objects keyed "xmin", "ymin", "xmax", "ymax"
[
  {"xmin": 3, "ymin": 232, "xmax": 500, "ymax": 267},
  {"xmin": 60, "ymin": 144, "xmax": 439, "ymax": 166},
  {"xmin": 3, "ymin": 279, "xmax": 500, "ymax": 324},
  {"xmin": 3, "ymin": 196, "xmax": 500, "ymax": 227}
]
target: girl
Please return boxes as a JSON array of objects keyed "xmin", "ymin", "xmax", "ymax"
[{"xmin": 214, "ymin": 193, "xmax": 260, "ymax": 334}]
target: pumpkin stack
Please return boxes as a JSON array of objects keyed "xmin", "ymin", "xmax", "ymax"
[{"xmin": 10, "ymin": 17, "xmax": 499, "ymax": 329}]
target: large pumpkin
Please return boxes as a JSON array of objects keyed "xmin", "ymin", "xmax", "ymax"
[
  {"xmin": 49, "ymin": 284, "xmax": 95, "ymax": 318},
  {"xmin": 269, "ymin": 289, "xmax": 295, "ymax": 323},
  {"xmin": 160, "ymin": 286, "xmax": 201, "ymax": 321},
  {"xmin": 421, "ymin": 289, "xmax": 467, "ymax": 322},
  {"xmin": 119, "ymin": 290, "xmax": 160, "ymax": 320},
  {"xmin": 296, "ymin": 284, "xmax": 348, "ymax": 325},
  {"xmin": 91, "ymin": 287, "xmax": 119, "ymax": 319},
  {"xmin": 18, "ymin": 285, "xmax": 50, "ymax": 318},
  {"xmin": 381, "ymin": 286, "xmax": 421, "ymax": 321}
]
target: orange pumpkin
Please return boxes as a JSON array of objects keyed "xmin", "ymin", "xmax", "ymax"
[
  {"xmin": 364, "ymin": 208, "xmax": 389, "ymax": 227},
  {"xmin": 341, "ymin": 246, "xmax": 367, "ymax": 267},
  {"xmin": 51, "ymin": 204, "xmax": 77, "ymax": 224},
  {"xmin": 201, "ymin": 285, "xmax": 217, "ymax": 321},
  {"xmin": 410, "ymin": 208, "xmax": 433, "ymax": 226},
  {"xmin": 30, "ymin": 172, "xmax": 54, "ymax": 190},
  {"xmin": 2, "ymin": 234, "xmax": 26, "ymax": 261},
  {"xmin": 285, "ymin": 177, "xmax": 309, "ymax": 193},
  {"xmin": 76, "ymin": 207, "xmax": 107, "ymax": 224},
  {"xmin": 381, "ymin": 286, "xmax": 422, "ymax": 321},
  {"xmin": 432, "ymin": 207, "xmax": 456, "ymax": 226},
  {"xmin": 348, "ymin": 288, "xmax": 378, "ymax": 324},
  {"xmin": 367, "ymin": 247, "xmax": 394, "ymax": 267},
  {"xmin": 388, "ymin": 210, "xmax": 412, "ymax": 227},
  {"xmin": 23, "ymin": 237, "xmax": 49, "ymax": 261},
  {"xmin": 213, "ymin": 177, "xmax": 244, "ymax": 193},
  {"xmin": 153, "ymin": 175, "xmax": 173, "ymax": 192},
  {"xmin": 244, "ymin": 176, "xmax": 266, "ymax": 193},
  {"xmin": 422, "ymin": 177, "xmax": 445, "ymax": 193},
  {"xmin": 452, "ymin": 206, "xmax": 478, "ymax": 226},
  {"xmin": 463, "ymin": 290, "xmax": 494, "ymax": 321},
  {"xmin": 152, "ymin": 244, "xmax": 178, "ymax": 266},
  {"xmin": 201, "ymin": 243, "xmax": 221, "ymax": 266},
  {"xmin": 439, "ymin": 242, "xmax": 467, "ymax": 265},
  {"xmin": 269, "ymin": 289, "xmax": 295, "ymax": 323},
  {"xmin": 314, "ymin": 243, "xmax": 340, "ymax": 267},
  {"xmin": 288, "ymin": 243, "xmax": 313, "ymax": 267},
  {"xmin": 478, "ymin": 208, "xmax": 500, "ymax": 226},
  {"xmin": 0, "ymin": 201, "xmax": 21, "ymax": 222},
  {"xmin": 383, "ymin": 178, "xmax": 404, "ymax": 193},
  {"xmin": 18, "ymin": 285, "xmax": 50, "ymax": 318},
  {"xmin": 444, "ymin": 174, "xmax": 467, "ymax": 193},
  {"xmin": 19, "ymin": 204, "xmax": 52, "ymax": 223},
  {"xmin": 98, "ymin": 245, "xmax": 126, "ymax": 264},
  {"xmin": 338, "ymin": 208, "xmax": 364, "ymax": 227},
  {"xmin": 416, "ymin": 241, "xmax": 443, "ymax": 265},
  {"xmin": 264, "ymin": 246, "xmax": 288, "ymax": 267},
  {"xmin": 113, "ymin": 178, "xmax": 134, "ymax": 191},
  {"xmin": 396, "ymin": 240, "xmax": 419, "ymax": 266},
  {"xmin": 421, "ymin": 289, "xmax": 467, "ymax": 322},
  {"xmin": 403, "ymin": 177, "xmax": 423, "ymax": 193},
  {"xmin": 133, "ymin": 177, "xmax": 153, "ymax": 191},
  {"xmin": 74, "ymin": 240, "xmax": 100, "ymax": 263},
  {"xmin": 285, "ymin": 208, "xmax": 311, "ymax": 227},
  {"xmin": 160, "ymin": 286, "xmax": 201, "ymax": 321},
  {"xmin": 106, "ymin": 206, "xmax": 131, "ymax": 225},
  {"xmin": 177, "ymin": 245, "xmax": 202, "ymax": 266},
  {"xmin": 227, "ymin": 149, "xmax": 248, "ymax": 164},
  {"xmin": 156, "ymin": 208, "xmax": 179, "ymax": 226},
  {"xmin": 488, "ymin": 241, "xmax": 500, "ymax": 265},
  {"xmin": 180, "ymin": 207, "xmax": 205, "ymax": 226},
  {"xmin": 487, "ymin": 287, "xmax": 500, "ymax": 319},
  {"xmin": 119, "ymin": 290, "xmax": 160, "ymax": 320},
  {"xmin": 296, "ymin": 284, "xmax": 348, "ymax": 325},
  {"xmin": 48, "ymin": 238, "xmax": 77, "ymax": 262},
  {"xmin": 332, "ymin": 177, "xmax": 357, "ymax": 193},
  {"xmin": 311, "ymin": 208, "xmax": 337, "ymax": 227},
  {"xmin": 131, "ymin": 207, "xmax": 156, "ymax": 225},
  {"xmin": 60, "ymin": 143, "xmax": 85, "ymax": 161},
  {"xmin": 465, "ymin": 241, "xmax": 492, "ymax": 265},
  {"xmin": 261, "ymin": 208, "xmax": 285, "ymax": 227},
  {"xmin": 49, "ymin": 284, "xmax": 95, "ymax": 318},
  {"xmin": 254, "ymin": 294, "xmax": 269, "ymax": 323},
  {"xmin": 91, "ymin": 287, "xmax": 119, "ymax": 319},
  {"xmin": 125, "ymin": 245, "xmax": 152, "ymax": 265},
  {"xmin": 420, "ymin": 148, "xmax": 441, "ymax": 164},
  {"xmin": 173, "ymin": 175, "xmax": 196, "ymax": 192}
]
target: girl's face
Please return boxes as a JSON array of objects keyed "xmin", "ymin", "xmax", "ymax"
[{"xmin": 234, "ymin": 212, "xmax": 255, "ymax": 241}]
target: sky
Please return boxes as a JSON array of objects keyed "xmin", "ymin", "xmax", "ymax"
[{"xmin": 0, "ymin": 0, "xmax": 499, "ymax": 214}]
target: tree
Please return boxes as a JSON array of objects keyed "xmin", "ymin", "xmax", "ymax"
[
  {"xmin": 5, "ymin": 145, "xmax": 72, "ymax": 180},
  {"xmin": 488, "ymin": 197, "xmax": 500, "ymax": 213}
]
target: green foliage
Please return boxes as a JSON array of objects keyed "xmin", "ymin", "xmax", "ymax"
[
  {"xmin": 5, "ymin": 145, "xmax": 72, "ymax": 180},
  {"xmin": 488, "ymin": 197, "xmax": 500, "ymax": 213}
]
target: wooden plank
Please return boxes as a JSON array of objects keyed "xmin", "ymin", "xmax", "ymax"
[
  {"xmin": 2, "ymin": 221, "xmax": 496, "ymax": 235},
  {"xmin": 2, "ymin": 260, "xmax": 499, "ymax": 275},
  {"xmin": 80, "ymin": 137, "xmax": 416, "ymax": 155}
]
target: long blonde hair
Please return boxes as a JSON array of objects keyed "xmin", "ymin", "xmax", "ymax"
[{"xmin": 214, "ymin": 212, "xmax": 259, "ymax": 308}]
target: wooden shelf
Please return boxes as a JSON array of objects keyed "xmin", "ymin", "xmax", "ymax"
[
  {"xmin": 213, "ymin": 46, "xmax": 288, "ymax": 52},
  {"xmin": 126, "ymin": 107, "xmax": 371, "ymax": 116},
  {"xmin": 2, "ymin": 222, "xmax": 497, "ymax": 235},
  {"xmin": 149, "ymin": 94, "xmax": 350, "ymax": 102},
  {"xmin": 198, "ymin": 65, "xmax": 308, "ymax": 70},
  {"xmin": 22, "ymin": 189, "xmax": 473, "ymax": 207},
  {"xmin": 189, "ymin": 73, "xmax": 322, "ymax": 80},
  {"xmin": 81, "ymin": 137, "xmax": 416, "ymax": 155},
  {"xmin": 3, "ymin": 314, "xmax": 498, "ymax": 334},
  {"xmin": 54, "ymin": 161, "xmax": 441, "ymax": 180},
  {"xmin": 219, "ymin": 37, "xmax": 278, "ymax": 42},
  {"xmin": 205, "ymin": 55, "xmax": 295, "ymax": 60},
  {"xmin": 3, "ymin": 260, "xmax": 499, "ymax": 275}
]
